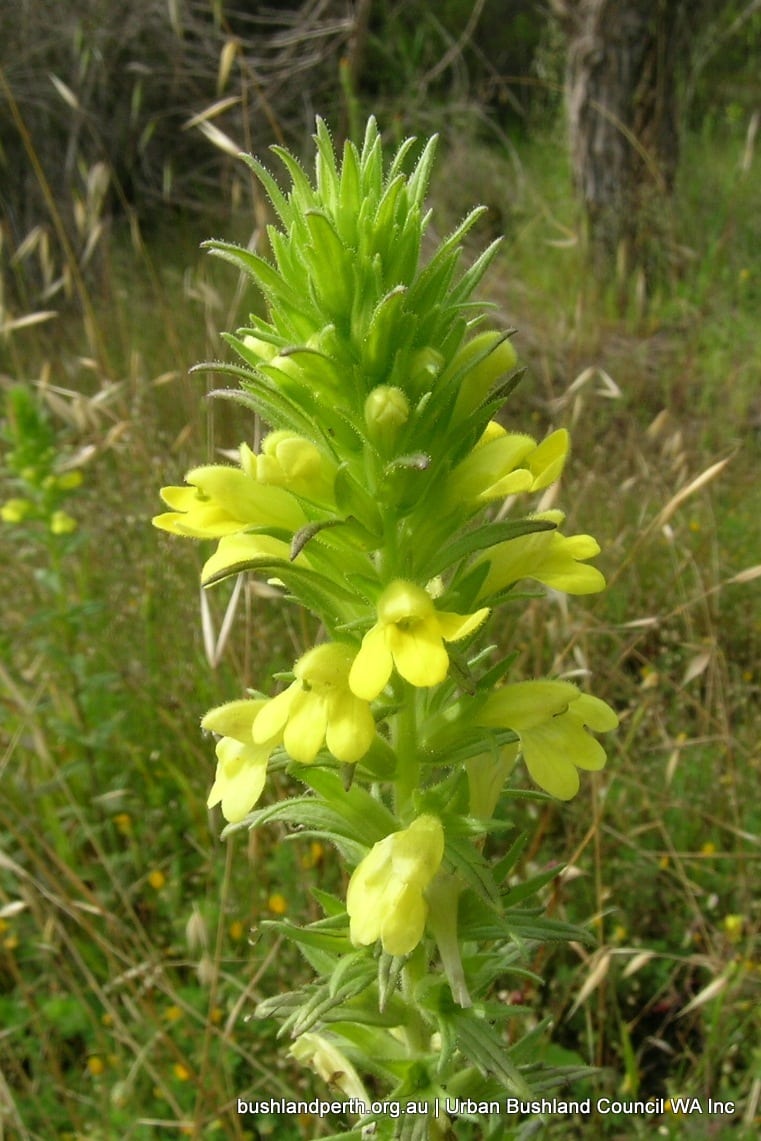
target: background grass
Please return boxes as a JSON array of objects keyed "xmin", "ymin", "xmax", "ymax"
[{"xmin": 1, "ymin": 9, "xmax": 760, "ymax": 1137}]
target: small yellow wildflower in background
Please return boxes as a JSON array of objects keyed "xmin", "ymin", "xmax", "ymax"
[
  {"xmin": 56, "ymin": 469, "xmax": 84, "ymax": 490},
  {"xmin": 50, "ymin": 510, "xmax": 77, "ymax": 534},
  {"xmin": 723, "ymin": 914, "xmax": 744, "ymax": 944},
  {"xmin": 87, "ymin": 1056, "xmax": 106, "ymax": 1076},
  {"xmin": 173, "ymin": 1063, "xmax": 192, "ymax": 1082},
  {"xmin": 700, "ymin": 841, "xmax": 716, "ymax": 856},
  {"xmin": 228, "ymin": 920, "xmax": 245, "ymax": 941},
  {"xmin": 113, "ymin": 812, "xmax": 132, "ymax": 835},
  {"xmin": 268, "ymin": 893, "xmax": 288, "ymax": 915},
  {"xmin": 301, "ymin": 841, "xmax": 325, "ymax": 870},
  {"xmin": 147, "ymin": 869, "xmax": 166, "ymax": 890},
  {"xmin": 1, "ymin": 498, "xmax": 32, "ymax": 523},
  {"xmin": 165, "ymin": 1005, "xmax": 183, "ymax": 1023}
]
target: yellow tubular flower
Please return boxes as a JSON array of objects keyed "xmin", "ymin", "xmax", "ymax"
[
  {"xmin": 347, "ymin": 815, "xmax": 445, "ymax": 955},
  {"xmin": 252, "ymin": 643, "xmax": 376, "ymax": 764},
  {"xmin": 243, "ymin": 432, "xmax": 336, "ymax": 503},
  {"xmin": 290, "ymin": 1033, "xmax": 369, "ymax": 1103},
  {"xmin": 448, "ymin": 425, "xmax": 569, "ymax": 505},
  {"xmin": 478, "ymin": 681, "xmax": 618, "ymax": 800},
  {"xmin": 153, "ymin": 456, "xmax": 304, "ymax": 538},
  {"xmin": 202, "ymin": 699, "xmax": 275, "ymax": 823},
  {"xmin": 348, "ymin": 580, "xmax": 489, "ymax": 700},
  {"xmin": 475, "ymin": 510, "xmax": 605, "ymax": 598},
  {"xmin": 201, "ymin": 533, "xmax": 306, "ymax": 586}
]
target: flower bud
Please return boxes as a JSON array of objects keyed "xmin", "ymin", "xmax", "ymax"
[
  {"xmin": 364, "ymin": 385, "xmax": 409, "ymax": 450},
  {"xmin": 450, "ymin": 332, "xmax": 518, "ymax": 419}
]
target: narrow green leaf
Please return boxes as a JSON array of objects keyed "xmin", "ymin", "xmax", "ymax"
[
  {"xmin": 450, "ymin": 1012, "xmax": 532, "ymax": 1097},
  {"xmin": 240, "ymin": 153, "xmax": 292, "ymax": 227},
  {"xmin": 430, "ymin": 518, "xmax": 558, "ymax": 579},
  {"xmin": 444, "ymin": 835, "xmax": 501, "ymax": 910}
]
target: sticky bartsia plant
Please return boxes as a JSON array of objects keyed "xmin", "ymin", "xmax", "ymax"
[{"xmin": 154, "ymin": 119, "xmax": 617, "ymax": 1139}]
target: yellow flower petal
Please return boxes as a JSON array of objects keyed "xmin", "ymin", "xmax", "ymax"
[
  {"xmin": 388, "ymin": 619, "xmax": 450, "ymax": 687},
  {"xmin": 255, "ymin": 643, "xmax": 376, "ymax": 763},
  {"xmin": 476, "ymin": 514, "xmax": 605, "ymax": 598},
  {"xmin": 436, "ymin": 606, "xmax": 490, "ymax": 642},
  {"xmin": 349, "ymin": 624, "xmax": 394, "ymax": 700},
  {"xmin": 252, "ymin": 685, "xmax": 297, "ymax": 745},
  {"xmin": 525, "ymin": 429, "xmax": 569, "ymax": 490},
  {"xmin": 201, "ymin": 534, "xmax": 296, "ymax": 585},
  {"xmin": 325, "ymin": 692, "xmax": 377, "ymax": 763},
  {"xmin": 478, "ymin": 682, "xmax": 617, "ymax": 800},
  {"xmin": 283, "ymin": 692, "xmax": 329, "ymax": 763},
  {"xmin": 206, "ymin": 736, "xmax": 269, "ymax": 823},
  {"xmin": 202, "ymin": 699, "xmax": 265, "ymax": 742},
  {"xmin": 349, "ymin": 581, "xmax": 489, "ymax": 697}
]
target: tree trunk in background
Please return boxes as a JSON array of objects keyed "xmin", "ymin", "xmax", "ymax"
[{"xmin": 553, "ymin": 0, "xmax": 684, "ymax": 293}]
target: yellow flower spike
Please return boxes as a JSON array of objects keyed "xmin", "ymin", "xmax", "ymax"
[
  {"xmin": 153, "ymin": 462, "xmax": 304, "ymax": 538},
  {"xmin": 202, "ymin": 699, "xmax": 274, "ymax": 823},
  {"xmin": 252, "ymin": 643, "xmax": 376, "ymax": 764},
  {"xmin": 348, "ymin": 580, "xmax": 489, "ymax": 700},
  {"xmin": 347, "ymin": 815, "xmax": 445, "ymax": 955},
  {"xmin": 479, "ymin": 681, "xmax": 618, "ymax": 799},
  {"xmin": 474, "ymin": 509, "xmax": 606, "ymax": 598}
]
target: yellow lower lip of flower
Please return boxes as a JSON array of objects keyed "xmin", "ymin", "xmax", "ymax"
[
  {"xmin": 479, "ymin": 683, "xmax": 618, "ymax": 800},
  {"xmin": 348, "ymin": 580, "xmax": 489, "ymax": 700},
  {"xmin": 252, "ymin": 643, "xmax": 376, "ymax": 764}
]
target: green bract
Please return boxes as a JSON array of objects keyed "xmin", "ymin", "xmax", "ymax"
[{"xmin": 155, "ymin": 118, "xmax": 617, "ymax": 1139}]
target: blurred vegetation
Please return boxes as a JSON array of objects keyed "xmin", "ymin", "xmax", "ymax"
[{"xmin": 1, "ymin": 1, "xmax": 760, "ymax": 1138}]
